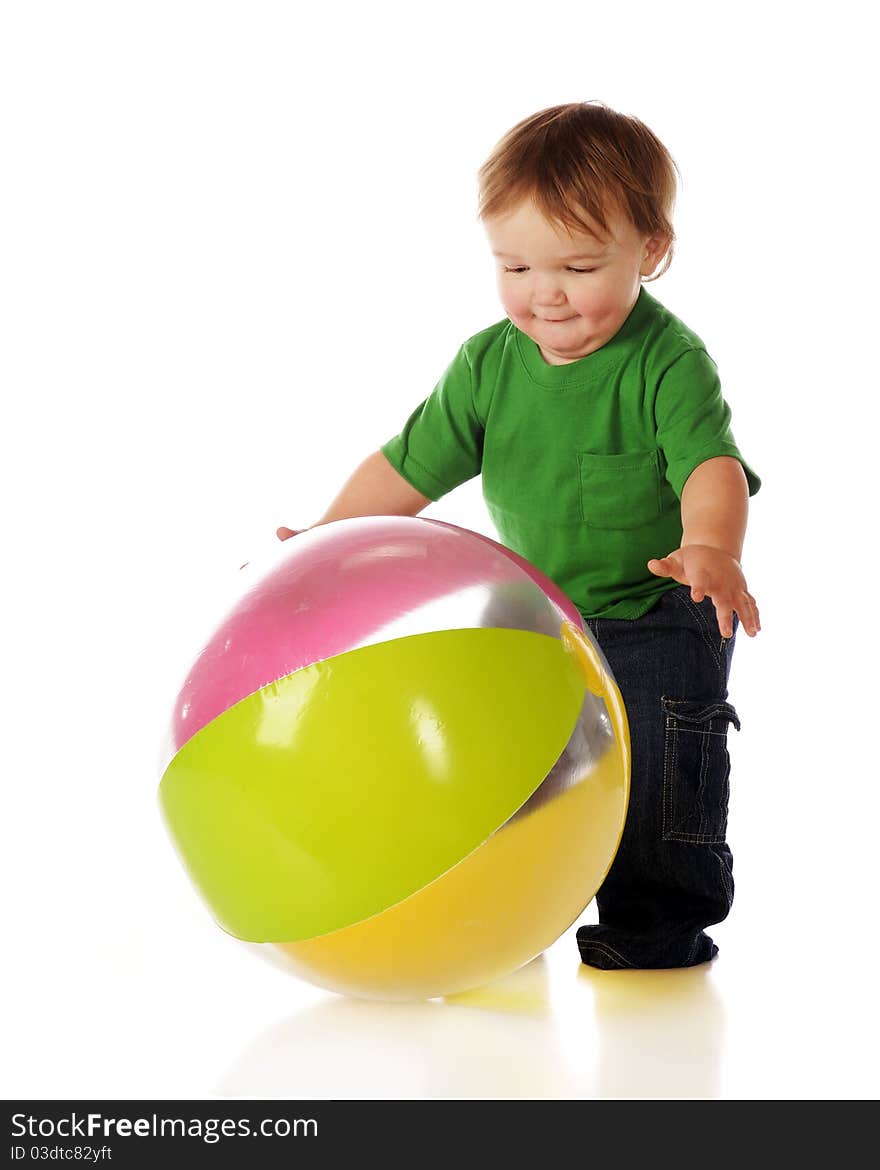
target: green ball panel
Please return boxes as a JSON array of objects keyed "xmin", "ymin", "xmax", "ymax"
[{"xmin": 159, "ymin": 627, "xmax": 586, "ymax": 942}]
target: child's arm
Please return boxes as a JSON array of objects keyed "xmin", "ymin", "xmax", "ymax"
[
  {"xmin": 647, "ymin": 455, "xmax": 761, "ymax": 638},
  {"xmin": 277, "ymin": 450, "xmax": 433, "ymax": 540},
  {"xmin": 679, "ymin": 455, "xmax": 748, "ymax": 561}
]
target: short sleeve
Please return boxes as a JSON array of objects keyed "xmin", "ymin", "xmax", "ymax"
[
  {"xmin": 655, "ymin": 348, "xmax": 761, "ymax": 499},
  {"xmin": 380, "ymin": 345, "xmax": 484, "ymax": 501}
]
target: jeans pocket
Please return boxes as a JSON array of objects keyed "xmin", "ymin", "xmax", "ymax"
[{"xmin": 661, "ymin": 697, "xmax": 741, "ymax": 844}]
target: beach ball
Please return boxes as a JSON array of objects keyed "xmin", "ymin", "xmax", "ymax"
[{"xmin": 158, "ymin": 516, "xmax": 630, "ymax": 1000}]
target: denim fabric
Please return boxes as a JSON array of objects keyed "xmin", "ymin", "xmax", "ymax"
[{"xmin": 576, "ymin": 583, "xmax": 741, "ymax": 969}]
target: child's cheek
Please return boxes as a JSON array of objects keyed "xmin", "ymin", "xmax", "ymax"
[
  {"xmin": 573, "ymin": 287, "xmax": 616, "ymax": 327},
  {"xmin": 499, "ymin": 286, "xmax": 530, "ymax": 325}
]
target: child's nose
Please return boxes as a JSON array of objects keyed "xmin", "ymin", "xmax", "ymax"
[{"xmin": 533, "ymin": 277, "xmax": 567, "ymax": 303}]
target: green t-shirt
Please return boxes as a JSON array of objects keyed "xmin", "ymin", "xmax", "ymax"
[{"xmin": 381, "ymin": 287, "xmax": 761, "ymax": 620}]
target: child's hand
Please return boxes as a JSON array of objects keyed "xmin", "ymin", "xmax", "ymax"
[{"xmin": 647, "ymin": 544, "xmax": 761, "ymax": 638}]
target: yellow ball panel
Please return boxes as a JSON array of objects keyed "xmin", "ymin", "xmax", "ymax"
[{"xmin": 270, "ymin": 736, "xmax": 628, "ymax": 1000}]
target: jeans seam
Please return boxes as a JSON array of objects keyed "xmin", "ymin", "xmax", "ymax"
[
  {"xmin": 670, "ymin": 587, "xmax": 722, "ymax": 669},
  {"xmin": 579, "ymin": 939, "xmax": 634, "ymax": 968},
  {"xmin": 715, "ymin": 846, "xmax": 734, "ymax": 905},
  {"xmin": 663, "ymin": 710, "xmax": 675, "ymax": 839}
]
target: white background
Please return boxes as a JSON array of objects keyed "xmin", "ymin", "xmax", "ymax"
[{"xmin": 2, "ymin": 0, "xmax": 877, "ymax": 1100}]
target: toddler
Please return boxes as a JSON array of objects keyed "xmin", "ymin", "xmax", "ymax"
[{"xmin": 278, "ymin": 102, "xmax": 761, "ymax": 970}]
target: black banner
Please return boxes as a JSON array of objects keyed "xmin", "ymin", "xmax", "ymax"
[{"xmin": 0, "ymin": 1099, "xmax": 866, "ymax": 1166}]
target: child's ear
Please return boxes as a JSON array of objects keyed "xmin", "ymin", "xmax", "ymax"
[{"xmin": 640, "ymin": 232, "xmax": 672, "ymax": 277}]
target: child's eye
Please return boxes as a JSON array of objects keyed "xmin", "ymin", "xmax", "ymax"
[{"xmin": 502, "ymin": 266, "xmax": 597, "ymax": 274}]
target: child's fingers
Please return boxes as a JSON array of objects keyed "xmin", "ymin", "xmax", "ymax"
[
  {"xmin": 716, "ymin": 607, "xmax": 735, "ymax": 638},
  {"xmin": 690, "ymin": 573, "xmax": 712, "ymax": 603},
  {"xmin": 739, "ymin": 591, "xmax": 761, "ymax": 636},
  {"xmin": 647, "ymin": 556, "xmax": 674, "ymax": 576}
]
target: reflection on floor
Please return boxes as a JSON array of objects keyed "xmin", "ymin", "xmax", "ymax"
[
  {"xmin": 577, "ymin": 964, "xmax": 724, "ymax": 1099},
  {"xmin": 217, "ymin": 950, "xmax": 725, "ymax": 1099}
]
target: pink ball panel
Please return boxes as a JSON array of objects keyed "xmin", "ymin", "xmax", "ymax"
[{"xmin": 162, "ymin": 517, "xmax": 583, "ymax": 768}]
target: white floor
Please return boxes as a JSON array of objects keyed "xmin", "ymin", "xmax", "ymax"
[{"xmin": 5, "ymin": 877, "xmax": 877, "ymax": 1100}]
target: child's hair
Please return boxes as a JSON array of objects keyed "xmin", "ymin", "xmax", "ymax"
[{"xmin": 477, "ymin": 101, "xmax": 680, "ymax": 281}]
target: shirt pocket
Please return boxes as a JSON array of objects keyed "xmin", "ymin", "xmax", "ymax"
[{"xmin": 578, "ymin": 449, "xmax": 663, "ymax": 530}]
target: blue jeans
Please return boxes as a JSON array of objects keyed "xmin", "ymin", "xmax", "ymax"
[{"xmin": 577, "ymin": 584, "xmax": 741, "ymax": 969}]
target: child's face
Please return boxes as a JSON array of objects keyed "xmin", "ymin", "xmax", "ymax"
[{"xmin": 484, "ymin": 199, "xmax": 669, "ymax": 366}]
